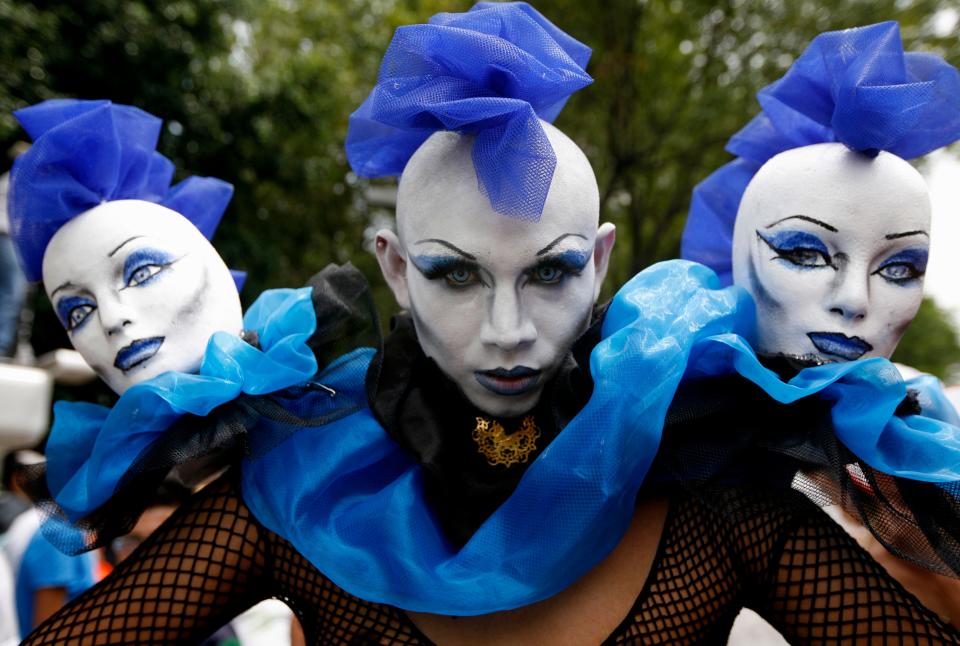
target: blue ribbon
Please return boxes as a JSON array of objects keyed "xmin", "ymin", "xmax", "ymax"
[
  {"xmin": 346, "ymin": 2, "xmax": 592, "ymax": 220},
  {"xmin": 241, "ymin": 259, "xmax": 960, "ymax": 615},
  {"xmin": 682, "ymin": 22, "xmax": 960, "ymax": 284},
  {"xmin": 45, "ymin": 287, "xmax": 319, "ymax": 523},
  {"xmin": 9, "ymin": 99, "xmax": 234, "ymax": 281}
]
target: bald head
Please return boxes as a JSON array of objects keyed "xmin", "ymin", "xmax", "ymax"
[
  {"xmin": 375, "ymin": 120, "xmax": 614, "ymax": 416},
  {"xmin": 396, "ymin": 120, "xmax": 599, "ymax": 243}
]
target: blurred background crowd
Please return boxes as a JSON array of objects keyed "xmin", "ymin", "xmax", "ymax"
[{"xmin": 0, "ymin": 1, "xmax": 957, "ymax": 644}]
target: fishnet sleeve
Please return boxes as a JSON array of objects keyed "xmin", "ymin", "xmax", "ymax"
[
  {"xmin": 732, "ymin": 489, "xmax": 960, "ymax": 644},
  {"xmin": 21, "ymin": 475, "xmax": 268, "ymax": 645}
]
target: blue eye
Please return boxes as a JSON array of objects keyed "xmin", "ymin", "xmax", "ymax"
[
  {"xmin": 56, "ymin": 296, "xmax": 97, "ymax": 332},
  {"xmin": 533, "ymin": 265, "xmax": 563, "ymax": 284},
  {"xmin": 874, "ymin": 248, "xmax": 928, "ymax": 286},
  {"xmin": 757, "ymin": 230, "xmax": 833, "ymax": 269},
  {"xmin": 444, "ymin": 267, "xmax": 480, "ymax": 287}
]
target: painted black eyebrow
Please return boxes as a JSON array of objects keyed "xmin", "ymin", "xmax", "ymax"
[
  {"xmin": 108, "ymin": 235, "xmax": 143, "ymax": 257},
  {"xmin": 885, "ymin": 230, "xmax": 928, "ymax": 240},
  {"xmin": 413, "ymin": 238, "xmax": 477, "ymax": 260},
  {"xmin": 536, "ymin": 233, "xmax": 589, "ymax": 256},
  {"xmin": 764, "ymin": 215, "xmax": 838, "ymax": 232},
  {"xmin": 50, "ymin": 281, "xmax": 78, "ymax": 298}
]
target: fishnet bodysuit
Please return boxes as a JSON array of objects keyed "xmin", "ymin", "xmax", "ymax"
[{"xmin": 23, "ymin": 474, "xmax": 960, "ymax": 645}]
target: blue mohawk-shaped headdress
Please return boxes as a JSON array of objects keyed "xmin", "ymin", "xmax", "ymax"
[
  {"xmin": 682, "ymin": 22, "xmax": 960, "ymax": 285},
  {"xmin": 345, "ymin": 1, "xmax": 592, "ymax": 221},
  {"xmin": 8, "ymin": 99, "xmax": 236, "ymax": 282}
]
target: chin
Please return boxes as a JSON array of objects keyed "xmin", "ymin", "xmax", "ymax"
[{"xmin": 468, "ymin": 389, "xmax": 541, "ymax": 418}]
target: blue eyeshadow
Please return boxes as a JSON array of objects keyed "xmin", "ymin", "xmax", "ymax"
[
  {"xmin": 758, "ymin": 230, "xmax": 829, "ymax": 254},
  {"xmin": 122, "ymin": 247, "xmax": 176, "ymax": 285},
  {"xmin": 411, "ymin": 254, "xmax": 477, "ymax": 280},
  {"xmin": 881, "ymin": 248, "xmax": 928, "ymax": 273},
  {"xmin": 56, "ymin": 295, "xmax": 96, "ymax": 330}
]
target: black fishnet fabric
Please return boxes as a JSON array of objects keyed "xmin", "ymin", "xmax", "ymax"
[
  {"xmin": 655, "ymin": 372, "xmax": 960, "ymax": 581},
  {"xmin": 23, "ymin": 474, "xmax": 960, "ymax": 645}
]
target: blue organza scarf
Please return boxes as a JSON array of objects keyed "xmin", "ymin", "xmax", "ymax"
[{"xmin": 242, "ymin": 259, "xmax": 960, "ymax": 615}]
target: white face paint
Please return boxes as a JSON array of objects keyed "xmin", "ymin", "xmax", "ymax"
[
  {"xmin": 732, "ymin": 143, "xmax": 931, "ymax": 362},
  {"xmin": 378, "ymin": 122, "xmax": 615, "ymax": 417},
  {"xmin": 42, "ymin": 200, "xmax": 243, "ymax": 394}
]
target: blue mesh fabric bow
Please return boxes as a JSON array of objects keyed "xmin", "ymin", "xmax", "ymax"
[
  {"xmin": 345, "ymin": 2, "xmax": 592, "ymax": 221},
  {"xmin": 9, "ymin": 99, "xmax": 234, "ymax": 281},
  {"xmin": 682, "ymin": 22, "xmax": 960, "ymax": 284}
]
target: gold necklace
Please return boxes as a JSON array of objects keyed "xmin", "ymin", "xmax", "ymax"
[{"xmin": 472, "ymin": 415, "xmax": 541, "ymax": 467}]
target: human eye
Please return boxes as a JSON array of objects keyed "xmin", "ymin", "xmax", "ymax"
[
  {"xmin": 121, "ymin": 248, "xmax": 176, "ymax": 289},
  {"xmin": 444, "ymin": 266, "xmax": 481, "ymax": 287},
  {"xmin": 532, "ymin": 264, "xmax": 564, "ymax": 284},
  {"xmin": 757, "ymin": 230, "xmax": 833, "ymax": 269},
  {"xmin": 412, "ymin": 255, "xmax": 484, "ymax": 288},
  {"xmin": 873, "ymin": 248, "xmax": 928, "ymax": 286},
  {"xmin": 57, "ymin": 296, "xmax": 97, "ymax": 332},
  {"xmin": 525, "ymin": 249, "xmax": 589, "ymax": 287}
]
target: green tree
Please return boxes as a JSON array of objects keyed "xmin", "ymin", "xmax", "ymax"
[{"xmin": 893, "ymin": 298, "xmax": 960, "ymax": 382}]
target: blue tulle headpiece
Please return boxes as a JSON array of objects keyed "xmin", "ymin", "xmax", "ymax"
[
  {"xmin": 682, "ymin": 22, "xmax": 960, "ymax": 284},
  {"xmin": 8, "ymin": 99, "xmax": 235, "ymax": 282},
  {"xmin": 345, "ymin": 2, "xmax": 592, "ymax": 221}
]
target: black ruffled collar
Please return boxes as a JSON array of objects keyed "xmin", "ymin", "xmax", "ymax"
[{"xmin": 367, "ymin": 309, "xmax": 604, "ymax": 545}]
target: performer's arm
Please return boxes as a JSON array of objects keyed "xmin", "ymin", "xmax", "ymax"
[{"xmin": 22, "ymin": 475, "xmax": 269, "ymax": 645}]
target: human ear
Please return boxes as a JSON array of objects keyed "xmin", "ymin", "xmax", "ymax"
[
  {"xmin": 375, "ymin": 229, "xmax": 411, "ymax": 309},
  {"xmin": 592, "ymin": 222, "xmax": 616, "ymax": 301}
]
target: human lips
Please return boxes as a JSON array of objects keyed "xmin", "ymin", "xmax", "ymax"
[
  {"xmin": 807, "ymin": 332, "xmax": 873, "ymax": 361},
  {"xmin": 113, "ymin": 337, "xmax": 165, "ymax": 372},
  {"xmin": 474, "ymin": 366, "xmax": 542, "ymax": 397}
]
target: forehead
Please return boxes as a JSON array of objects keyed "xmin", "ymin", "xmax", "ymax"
[
  {"xmin": 42, "ymin": 200, "xmax": 202, "ymax": 286},
  {"xmin": 740, "ymin": 145, "xmax": 931, "ymax": 232},
  {"xmin": 397, "ymin": 129, "xmax": 599, "ymax": 258}
]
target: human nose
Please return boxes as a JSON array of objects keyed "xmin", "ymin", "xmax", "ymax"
[
  {"xmin": 479, "ymin": 287, "xmax": 537, "ymax": 350},
  {"xmin": 827, "ymin": 266, "xmax": 869, "ymax": 322}
]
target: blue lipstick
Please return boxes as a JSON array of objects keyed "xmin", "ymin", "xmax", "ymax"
[
  {"xmin": 807, "ymin": 332, "xmax": 872, "ymax": 361},
  {"xmin": 114, "ymin": 337, "xmax": 165, "ymax": 372},
  {"xmin": 475, "ymin": 366, "xmax": 542, "ymax": 397}
]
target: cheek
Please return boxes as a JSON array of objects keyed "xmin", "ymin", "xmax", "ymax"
[
  {"xmin": 526, "ymin": 281, "xmax": 594, "ymax": 348},
  {"xmin": 873, "ymin": 281, "xmax": 924, "ymax": 332},
  {"xmin": 755, "ymin": 262, "xmax": 833, "ymax": 312},
  {"xmin": 407, "ymin": 279, "xmax": 484, "ymax": 357}
]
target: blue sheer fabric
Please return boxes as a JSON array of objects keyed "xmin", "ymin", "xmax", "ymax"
[
  {"xmin": 345, "ymin": 2, "xmax": 592, "ymax": 220},
  {"xmin": 681, "ymin": 22, "xmax": 960, "ymax": 284},
  {"xmin": 8, "ymin": 99, "xmax": 234, "ymax": 281},
  {"xmin": 44, "ymin": 287, "xmax": 318, "ymax": 530},
  {"xmin": 241, "ymin": 260, "xmax": 960, "ymax": 615}
]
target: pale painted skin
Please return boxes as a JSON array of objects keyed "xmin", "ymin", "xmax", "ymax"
[
  {"xmin": 42, "ymin": 200, "xmax": 243, "ymax": 395},
  {"xmin": 731, "ymin": 143, "xmax": 931, "ymax": 362},
  {"xmin": 377, "ymin": 122, "xmax": 616, "ymax": 417}
]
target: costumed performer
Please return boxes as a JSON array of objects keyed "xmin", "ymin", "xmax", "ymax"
[
  {"xmin": 22, "ymin": 5, "xmax": 960, "ymax": 644},
  {"xmin": 681, "ymin": 20, "xmax": 960, "ymax": 626}
]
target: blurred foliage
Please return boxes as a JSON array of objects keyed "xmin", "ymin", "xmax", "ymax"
[
  {"xmin": 893, "ymin": 298, "xmax": 960, "ymax": 382},
  {"xmin": 2, "ymin": 0, "xmax": 959, "ymax": 375}
]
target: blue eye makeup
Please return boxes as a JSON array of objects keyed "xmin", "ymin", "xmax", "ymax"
[
  {"xmin": 411, "ymin": 255, "xmax": 485, "ymax": 288},
  {"xmin": 121, "ymin": 248, "xmax": 177, "ymax": 289},
  {"xmin": 525, "ymin": 249, "xmax": 590, "ymax": 286},
  {"xmin": 757, "ymin": 230, "xmax": 833, "ymax": 269},
  {"xmin": 874, "ymin": 247, "xmax": 928, "ymax": 285},
  {"xmin": 56, "ymin": 295, "xmax": 97, "ymax": 332}
]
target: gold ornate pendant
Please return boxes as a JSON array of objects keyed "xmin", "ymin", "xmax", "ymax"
[{"xmin": 472, "ymin": 415, "xmax": 541, "ymax": 467}]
